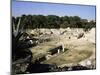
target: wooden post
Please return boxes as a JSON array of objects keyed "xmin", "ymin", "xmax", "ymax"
[
  {"xmin": 58, "ymin": 49, "xmax": 60, "ymax": 54},
  {"xmin": 62, "ymin": 43, "xmax": 65, "ymax": 52}
]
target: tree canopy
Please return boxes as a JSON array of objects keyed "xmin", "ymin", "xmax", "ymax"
[{"xmin": 12, "ymin": 15, "xmax": 96, "ymax": 30}]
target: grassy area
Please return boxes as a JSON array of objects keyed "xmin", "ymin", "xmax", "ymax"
[
  {"xmin": 43, "ymin": 49, "xmax": 93, "ymax": 65},
  {"xmin": 30, "ymin": 34, "xmax": 95, "ymax": 66},
  {"xmin": 43, "ymin": 44, "xmax": 94, "ymax": 66}
]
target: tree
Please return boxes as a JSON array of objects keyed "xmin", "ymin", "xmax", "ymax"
[
  {"xmin": 46, "ymin": 15, "xmax": 60, "ymax": 28},
  {"xmin": 36, "ymin": 15, "xmax": 47, "ymax": 28},
  {"xmin": 12, "ymin": 15, "xmax": 95, "ymax": 29},
  {"xmin": 61, "ymin": 16, "xmax": 69, "ymax": 23},
  {"xmin": 60, "ymin": 21, "xmax": 69, "ymax": 28}
]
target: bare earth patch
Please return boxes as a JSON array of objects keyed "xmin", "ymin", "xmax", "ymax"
[
  {"xmin": 30, "ymin": 28, "xmax": 95, "ymax": 67},
  {"xmin": 43, "ymin": 39, "xmax": 95, "ymax": 66}
]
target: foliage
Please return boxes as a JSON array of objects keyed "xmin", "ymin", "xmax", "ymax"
[
  {"xmin": 12, "ymin": 17, "xmax": 33, "ymax": 74},
  {"xmin": 12, "ymin": 15, "xmax": 96, "ymax": 30}
]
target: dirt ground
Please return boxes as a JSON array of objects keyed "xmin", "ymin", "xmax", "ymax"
[
  {"xmin": 43, "ymin": 39, "xmax": 95, "ymax": 66},
  {"xmin": 29, "ymin": 28, "xmax": 96, "ymax": 67}
]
